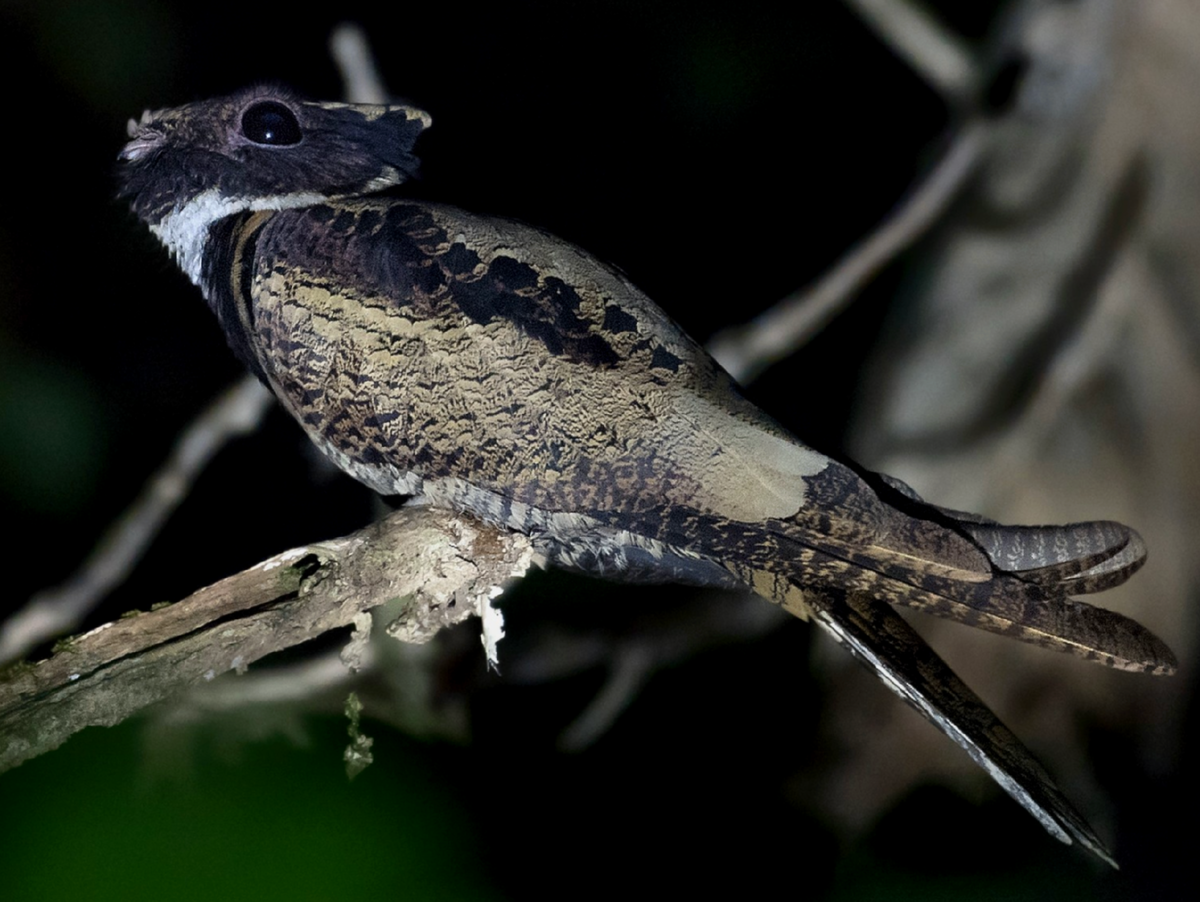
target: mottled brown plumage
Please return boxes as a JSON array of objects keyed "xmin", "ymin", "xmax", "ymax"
[{"xmin": 118, "ymin": 86, "xmax": 1176, "ymax": 865}]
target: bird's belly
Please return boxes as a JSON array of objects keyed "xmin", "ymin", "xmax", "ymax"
[{"xmin": 425, "ymin": 475, "xmax": 744, "ymax": 588}]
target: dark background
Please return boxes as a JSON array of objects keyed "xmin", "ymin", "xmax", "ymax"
[{"xmin": 1, "ymin": 1, "xmax": 1188, "ymax": 900}]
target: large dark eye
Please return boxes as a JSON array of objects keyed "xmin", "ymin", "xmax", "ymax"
[{"xmin": 240, "ymin": 101, "xmax": 303, "ymax": 146}]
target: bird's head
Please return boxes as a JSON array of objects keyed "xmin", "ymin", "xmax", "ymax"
[{"xmin": 118, "ymin": 86, "xmax": 431, "ymax": 228}]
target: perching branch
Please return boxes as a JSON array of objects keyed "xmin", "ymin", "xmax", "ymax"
[{"xmin": 0, "ymin": 507, "xmax": 532, "ymax": 773}]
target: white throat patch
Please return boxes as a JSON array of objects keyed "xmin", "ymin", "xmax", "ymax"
[{"xmin": 150, "ymin": 188, "xmax": 326, "ymax": 289}]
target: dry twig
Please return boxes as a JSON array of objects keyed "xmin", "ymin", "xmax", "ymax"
[{"xmin": 0, "ymin": 507, "xmax": 532, "ymax": 773}]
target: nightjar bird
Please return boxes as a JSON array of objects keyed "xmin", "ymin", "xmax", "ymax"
[{"xmin": 118, "ymin": 86, "xmax": 1176, "ymax": 866}]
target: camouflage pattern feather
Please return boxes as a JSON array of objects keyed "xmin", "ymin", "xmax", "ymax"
[{"xmin": 117, "ymin": 86, "xmax": 1177, "ymax": 865}]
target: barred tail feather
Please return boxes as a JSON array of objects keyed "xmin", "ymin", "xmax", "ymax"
[
  {"xmin": 584, "ymin": 505, "xmax": 1174, "ymax": 864},
  {"xmin": 876, "ymin": 474, "xmax": 1150, "ymax": 593},
  {"xmin": 954, "ymin": 520, "xmax": 1146, "ymax": 594},
  {"xmin": 770, "ymin": 530, "xmax": 1176, "ymax": 675},
  {"xmin": 874, "ymin": 573, "xmax": 1176, "ymax": 674},
  {"xmin": 809, "ymin": 590, "xmax": 1119, "ymax": 867},
  {"xmin": 633, "ymin": 506, "xmax": 1175, "ymax": 674}
]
